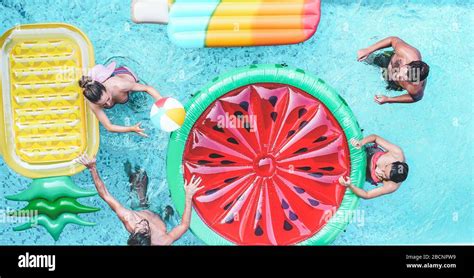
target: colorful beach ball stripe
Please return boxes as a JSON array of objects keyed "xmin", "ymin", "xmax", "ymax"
[{"xmin": 150, "ymin": 97, "xmax": 186, "ymax": 132}]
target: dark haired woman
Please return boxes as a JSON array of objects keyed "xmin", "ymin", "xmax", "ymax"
[
  {"xmin": 339, "ymin": 134, "xmax": 408, "ymax": 199},
  {"xmin": 79, "ymin": 62, "xmax": 162, "ymax": 137}
]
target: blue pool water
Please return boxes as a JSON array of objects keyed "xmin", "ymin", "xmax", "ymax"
[{"xmin": 0, "ymin": 0, "xmax": 472, "ymax": 245}]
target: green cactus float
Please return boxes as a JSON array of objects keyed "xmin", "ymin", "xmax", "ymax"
[
  {"xmin": 6, "ymin": 177, "xmax": 99, "ymax": 241},
  {"xmin": 10, "ymin": 198, "xmax": 99, "ymax": 220}
]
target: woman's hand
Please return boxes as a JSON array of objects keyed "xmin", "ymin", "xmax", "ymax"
[
  {"xmin": 357, "ymin": 48, "xmax": 372, "ymax": 62},
  {"xmin": 338, "ymin": 176, "xmax": 352, "ymax": 187},
  {"xmin": 129, "ymin": 122, "xmax": 148, "ymax": 137},
  {"xmin": 350, "ymin": 138, "xmax": 363, "ymax": 149},
  {"xmin": 184, "ymin": 175, "xmax": 204, "ymax": 201},
  {"xmin": 75, "ymin": 154, "xmax": 97, "ymax": 169}
]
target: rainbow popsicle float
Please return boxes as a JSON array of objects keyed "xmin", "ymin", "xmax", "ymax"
[{"xmin": 131, "ymin": 0, "xmax": 321, "ymax": 48}]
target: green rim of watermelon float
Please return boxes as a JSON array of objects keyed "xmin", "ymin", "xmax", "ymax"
[{"xmin": 167, "ymin": 64, "xmax": 366, "ymax": 245}]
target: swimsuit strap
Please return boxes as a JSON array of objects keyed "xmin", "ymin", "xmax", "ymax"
[{"xmin": 113, "ymin": 66, "xmax": 139, "ymax": 82}]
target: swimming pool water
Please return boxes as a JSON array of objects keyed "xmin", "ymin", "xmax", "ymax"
[{"xmin": 0, "ymin": 0, "xmax": 472, "ymax": 245}]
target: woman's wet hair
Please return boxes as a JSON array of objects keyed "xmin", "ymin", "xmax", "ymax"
[
  {"xmin": 78, "ymin": 76, "xmax": 106, "ymax": 103},
  {"xmin": 127, "ymin": 231, "xmax": 151, "ymax": 246},
  {"xmin": 389, "ymin": 162, "xmax": 409, "ymax": 183},
  {"xmin": 407, "ymin": 61, "xmax": 430, "ymax": 82}
]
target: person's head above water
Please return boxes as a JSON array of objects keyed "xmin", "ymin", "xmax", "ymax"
[
  {"xmin": 378, "ymin": 161, "xmax": 409, "ymax": 183},
  {"xmin": 380, "ymin": 161, "xmax": 409, "ymax": 183},
  {"xmin": 397, "ymin": 61, "xmax": 430, "ymax": 83},
  {"xmin": 127, "ymin": 219, "xmax": 151, "ymax": 246},
  {"xmin": 79, "ymin": 76, "xmax": 113, "ymax": 108}
]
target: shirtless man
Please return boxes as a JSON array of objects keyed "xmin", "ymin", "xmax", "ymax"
[
  {"xmin": 339, "ymin": 134, "xmax": 408, "ymax": 199},
  {"xmin": 76, "ymin": 154, "xmax": 203, "ymax": 245},
  {"xmin": 357, "ymin": 36, "xmax": 429, "ymax": 104}
]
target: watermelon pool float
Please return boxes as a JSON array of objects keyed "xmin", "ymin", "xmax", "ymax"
[{"xmin": 167, "ymin": 64, "xmax": 366, "ymax": 245}]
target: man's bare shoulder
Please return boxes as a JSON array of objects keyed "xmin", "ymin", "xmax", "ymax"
[
  {"xmin": 393, "ymin": 38, "xmax": 421, "ymax": 60},
  {"xmin": 401, "ymin": 81, "xmax": 426, "ymax": 99}
]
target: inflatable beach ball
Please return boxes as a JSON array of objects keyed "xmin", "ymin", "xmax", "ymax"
[{"xmin": 150, "ymin": 97, "xmax": 186, "ymax": 132}]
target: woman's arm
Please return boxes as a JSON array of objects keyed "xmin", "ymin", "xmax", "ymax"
[
  {"xmin": 349, "ymin": 183, "xmax": 397, "ymax": 199},
  {"xmin": 350, "ymin": 134, "xmax": 377, "ymax": 148},
  {"xmin": 131, "ymin": 83, "xmax": 162, "ymax": 101},
  {"xmin": 115, "ymin": 78, "xmax": 162, "ymax": 101},
  {"xmin": 339, "ymin": 177, "xmax": 397, "ymax": 199},
  {"xmin": 352, "ymin": 134, "xmax": 403, "ymax": 155},
  {"xmin": 89, "ymin": 104, "xmax": 148, "ymax": 137},
  {"xmin": 359, "ymin": 134, "xmax": 377, "ymax": 146},
  {"xmin": 372, "ymin": 135, "xmax": 404, "ymax": 156}
]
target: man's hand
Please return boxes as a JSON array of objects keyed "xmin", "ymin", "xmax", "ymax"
[
  {"xmin": 75, "ymin": 154, "xmax": 97, "ymax": 169},
  {"xmin": 350, "ymin": 138, "xmax": 362, "ymax": 149},
  {"xmin": 130, "ymin": 122, "xmax": 148, "ymax": 138},
  {"xmin": 357, "ymin": 48, "xmax": 372, "ymax": 62},
  {"xmin": 184, "ymin": 176, "xmax": 204, "ymax": 201},
  {"xmin": 374, "ymin": 95, "xmax": 389, "ymax": 105},
  {"xmin": 338, "ymin": 176, "xmax": 352, "ymax": 187}
]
